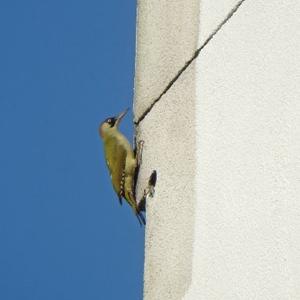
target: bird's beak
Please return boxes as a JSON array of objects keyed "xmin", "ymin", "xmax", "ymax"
[{"xmin": 115, "ymin": 108, "xmax": 129, "ymax": 126}]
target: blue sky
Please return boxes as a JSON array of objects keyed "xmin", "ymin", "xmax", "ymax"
[{"xmin": 0, "ymin": 1, "xmax": 145, "ymax": 299}]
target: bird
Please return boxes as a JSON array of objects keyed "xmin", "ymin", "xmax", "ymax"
[{"xmin": 98, "ymin": 108, "xmax": 146, "ymax": 225}]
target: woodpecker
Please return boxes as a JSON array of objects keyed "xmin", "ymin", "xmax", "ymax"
[{"xmin": 99, "ymin": 108, "xmax": 146, "ymax": 225}]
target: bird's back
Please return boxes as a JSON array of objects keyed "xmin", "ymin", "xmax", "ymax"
[{"xmin": 104, "ymin": 132, "xmax": 135, "ymax": 197}]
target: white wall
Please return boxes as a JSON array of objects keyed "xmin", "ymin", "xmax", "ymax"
[{"xmin": 134, "ymin": 1, "xmax": 300, "ymax": 299}]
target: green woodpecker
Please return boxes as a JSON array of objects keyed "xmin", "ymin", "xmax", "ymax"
[{"xmin": 99, "ymin": 109, "xmax": 146, "ymax": 225}]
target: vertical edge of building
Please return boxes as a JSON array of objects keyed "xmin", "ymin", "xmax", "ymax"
[
  {"xmin": 134, "ymin": 0, "xmax": 300, "ymax": 299},
  {"xmin": 133, "ymin": 1, "xmax": 200, "ymax": 299}
]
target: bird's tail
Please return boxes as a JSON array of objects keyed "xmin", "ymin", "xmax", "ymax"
[
  {"xmin": 126, "ymin": 190, "xmax": 146, "ymax": 226},
  {"xmin": 135, "ymin": 210, "xmax": 146, "ymax": 226}
]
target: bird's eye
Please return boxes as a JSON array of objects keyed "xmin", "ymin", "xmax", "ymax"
[{"xmin": 107, "ymin": 119, "xmax": 111, "ymax": 123}]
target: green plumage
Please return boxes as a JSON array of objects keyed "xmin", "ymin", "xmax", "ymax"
[
  {"xmin": 103, "ymin": 132, "xmax": 135, "ymax": 204},
  {"xmin": 99, "ymin": 110, "xmax": 145, "ymax": 225}
]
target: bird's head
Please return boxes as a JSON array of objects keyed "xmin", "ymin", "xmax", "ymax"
[{"xmin": 99, "ymin": 108, "xmax": 128, "ymax": 139}]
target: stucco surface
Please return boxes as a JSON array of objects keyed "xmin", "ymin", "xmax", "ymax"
[
  {"xmin": 134, "ymin": 0, "xmax": 244, "ymax": 123},
  {"xmin": 134, "ymin": 0, "xmax": 300, "ymax": 299},
  {"xmin": 135, "ymin": 62, "xmax": 197, "ymax": 300},
  {"xmin": 184, "ymin": 0, "xmax": 300, "ymax": 299},
  {"xmin": 198, "ymin": 0, "xmax": 242, "ymax": 45},
  {"xmin": 134, "ymin": 0, "xmax": 200, "ymax": 122}
]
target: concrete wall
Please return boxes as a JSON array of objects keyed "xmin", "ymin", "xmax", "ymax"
[{"xmin": 134, "ymin": 1, "xmax": 300, "ymax": 299}]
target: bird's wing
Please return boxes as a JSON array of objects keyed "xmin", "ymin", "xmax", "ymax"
[{"xmin": 105, "ymin": 142, "xmax": 127, "ymax": 204}]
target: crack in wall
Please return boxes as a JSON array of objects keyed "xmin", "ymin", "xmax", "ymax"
[{"xmin": 134, "ymin": 0, "xmax": 246, "ymax": 126}]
